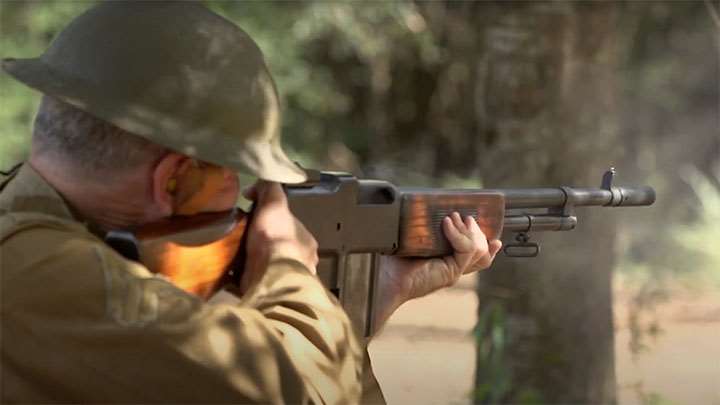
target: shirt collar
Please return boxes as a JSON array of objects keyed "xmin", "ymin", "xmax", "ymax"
[{"xmin": 1, "ymin": 162, "xmax": 78, "ymax": 221}]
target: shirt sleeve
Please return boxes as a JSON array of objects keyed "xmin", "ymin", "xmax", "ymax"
[{"xmin": 1, "ymin": 227, "xmax": 363, "ymax": 404}]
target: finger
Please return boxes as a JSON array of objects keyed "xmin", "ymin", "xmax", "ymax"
[
  {"xmin": 451, "ymin": 212, "xmax": 467, "ymax": 232},
  {"xmin": 461, "ymin": 236, "xmax": 493, "ymax": 272},
  {"xmin": 468, "ymin": 239, "xmax": 501, "ymax": 272},
  {"xmin": 256, "ymin": 181, "xmax": 288, "ymax": 207},
  {"xmin": 442, "ymin": 216, "xmax": 467, "ymax": 249},
  {"xmin": 488, "ymin": 239, "xmax": 503, "ymax": 260},
  {"xmin": 241, "ymin": 182, "xmax": 260, "ymax": 201},
  {"xmin": 294, "ymin": 218, "xmax": 316, "ymax": 247},
  {"xmin": 465, "ymin": 215, "xmax": 484, "ymax": 235},
  {"xmin": 463, "ymin": 215, "xmax": 479, "ymax": 234}
]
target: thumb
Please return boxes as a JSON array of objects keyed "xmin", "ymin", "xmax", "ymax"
[
  {"xmin": 488, "ymin": 239, "xmax": 503, "ymax": 258},
  {"xmin": 255, "ymin": 181, "xmax": 287, "ymax": 208},
  {"xmin": 241, "ymin": 182, "xmax": 260, "ymax": 201}
]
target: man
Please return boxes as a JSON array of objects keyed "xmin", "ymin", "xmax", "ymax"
[{"xmin": 0, "ymin": 2, "xmax": 501, "ymax": 403}]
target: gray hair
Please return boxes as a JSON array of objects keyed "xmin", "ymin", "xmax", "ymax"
[{"xmin": 32, "ymin": 96, "xmax": 166, "ymax": 174}]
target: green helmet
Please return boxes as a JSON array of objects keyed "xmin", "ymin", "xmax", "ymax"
[{"xmin": 2, "ymin": 1, "xmax": 307, "ymax": 183}]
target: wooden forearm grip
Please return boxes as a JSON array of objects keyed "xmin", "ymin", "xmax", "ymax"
[{"xmin": 396, "ymin": 192, "xmax": 505, "ymax": 257}]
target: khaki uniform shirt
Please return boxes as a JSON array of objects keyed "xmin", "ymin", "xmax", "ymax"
[{"xmin": 0, "ymin": 164, "xmax": 363, "ymax": 404}]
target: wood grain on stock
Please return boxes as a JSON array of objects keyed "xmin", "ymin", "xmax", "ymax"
[
  {"xmin": 397, "ymin": 192, "xmax": 505, "ymax": 257},
  {"xmin": 134, "ymin": 210, "xmax": 248, "ymax": 299}
]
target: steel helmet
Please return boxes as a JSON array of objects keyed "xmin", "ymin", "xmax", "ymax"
[{"xmin": 2, "ymin": 1, "xmax": 307, "ymax": 183}]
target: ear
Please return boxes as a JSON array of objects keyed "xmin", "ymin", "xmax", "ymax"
[{"xmin": 151, "ymin": 152, "xmax": 191, "ymax": 217}]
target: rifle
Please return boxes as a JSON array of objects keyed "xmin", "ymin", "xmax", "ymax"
[{"xmin": 105, "ymin": 168, "xmax": 655, "ymax": 337}]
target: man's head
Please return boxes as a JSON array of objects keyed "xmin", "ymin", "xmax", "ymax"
[
  {"xmin": 32, "ymin": 95, "xmax": 166, "ymax": 176},
  {"xmin": 29, "ymin": 95, "xmax": 240, "ymax": 229},
  {"xmin": 3, "ymin": 1, "xmax": 306, "ymax": 183}
]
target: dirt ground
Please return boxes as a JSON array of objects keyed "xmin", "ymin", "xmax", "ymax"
[{"xmin": 369, "ymin": 273, "xmax": 720, "ymax": 405}]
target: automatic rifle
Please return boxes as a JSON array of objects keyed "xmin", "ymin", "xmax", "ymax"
[{"xmin": 106, "ymin": 168, "xmax": 655, "ymax": 337}]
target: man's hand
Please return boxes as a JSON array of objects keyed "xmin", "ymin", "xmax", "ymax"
[
  {"xmin": 241, "ymin": 181, "xmax": 319, "ymax": 293},
  {"xmin": 373, "ymin": 212, "xmax": 502, "ymax": 332}
]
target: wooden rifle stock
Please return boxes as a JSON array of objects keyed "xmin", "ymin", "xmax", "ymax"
[{"xmin": 105, "ymin": 209, "xmax": 249, "ymax": 299}]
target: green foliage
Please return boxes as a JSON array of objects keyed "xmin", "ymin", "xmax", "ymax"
[
  {"xmin": 617, "ymin": 165, "xmax": 719, "ymax": 365},
  {"xmin": 208, "ymin": 1, "xmax": 441, "ymax": 172},
  {"xmin": 473, "ymin": 302, "xmax": 511, "ymax": 403},
  {"xmin": 0, "ymin": 1, "xmax": 95, "ymax": 168},
  {"xmin": 674, "ymin": 165, "xmax": 720, "ymax": 285},
  {"xmin": 0, "ymin": 1, "xmax": 444, "ymax": 174},
  {"xmin": 474, "ymin": 302, "xmax": 543, "ymax": 404},
  {"xmin": 618, "ymin": 165, "xmax": 720, "ymax": 288},
  {"xmin": 628, "ymin": 381, "xmax": 679, "ymax": 405},
  {"xmin": 513, "ymin": 388, "xmax": 545, "ymax": 405}
]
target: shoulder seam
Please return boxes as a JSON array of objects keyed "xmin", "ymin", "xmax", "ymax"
[{"xmin": 0, "ymin": 214, "xmax": 94, "ymax": 244}]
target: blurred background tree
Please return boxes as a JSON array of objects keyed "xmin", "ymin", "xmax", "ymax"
[{"xmin": 1, "ymin": 1, "xmax": 717, "ymax": 404}]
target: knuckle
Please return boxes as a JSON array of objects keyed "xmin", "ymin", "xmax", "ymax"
[
  {"xmin": 477, "ymin": 255, "xmax": 491, "ymax": 270},
  {"xmin": 449, "ymin": 269, "xmax": 462, "ymax": 286},
  {"xmin": 252, "ymin": 227, "xmax": 273, "ymax": 244}
]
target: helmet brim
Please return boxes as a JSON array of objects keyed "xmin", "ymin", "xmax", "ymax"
[{"xmin": 2, "ymin": 57, "xmax": 308, "ymax": 184}]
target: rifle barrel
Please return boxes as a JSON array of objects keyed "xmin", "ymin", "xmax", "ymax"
[{"xmin": 495, "ymin": 186, "xmax": 656, "ymax": 209}]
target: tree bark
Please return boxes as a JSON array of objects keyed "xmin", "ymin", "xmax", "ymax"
[{"xmin": 475, "ymin": 2, "xmax": 621, "ymax": 403}]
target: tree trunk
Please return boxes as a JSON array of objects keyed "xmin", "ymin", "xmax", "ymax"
[{"xmin": 475, "ymin": 2, "xmax": 621, "ymax": 403}]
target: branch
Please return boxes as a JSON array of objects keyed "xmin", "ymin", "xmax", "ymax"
[{"xmin": 705, "ymin": 0, "xmax": 720, "ymax": 30}]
